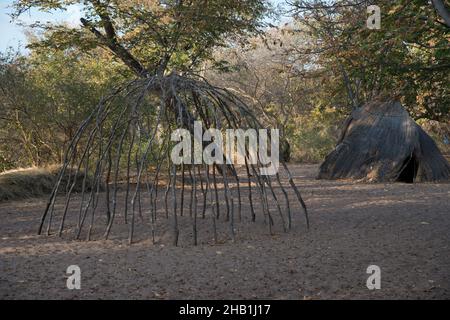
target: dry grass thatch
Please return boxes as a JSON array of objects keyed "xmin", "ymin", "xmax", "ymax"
[
  {"xmin": 0, "ymin": 166, "xmax": 96, "ymax": 202},
  {"xmin": 318, "ymin": 99, "xmax": 450, "ymax": 183}
]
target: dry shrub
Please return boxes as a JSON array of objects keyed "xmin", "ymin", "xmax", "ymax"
[{"xmin": 0, "ymin": 165, "xmax": 96, "ymax": 202}]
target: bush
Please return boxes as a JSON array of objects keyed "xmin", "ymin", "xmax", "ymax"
[
  {"xmin": 290, "ymin": 106, "xmax": 343, "ymax": 163},
  {"xmin": 0, "ymin": 166, "xmax": 96, "ymax": 202}
]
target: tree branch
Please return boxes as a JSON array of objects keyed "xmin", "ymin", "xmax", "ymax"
[{"xmin": 80, "ymin": 17, "xmax": 149, "ymax": 77}]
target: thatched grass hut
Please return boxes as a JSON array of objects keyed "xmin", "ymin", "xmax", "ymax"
[{"xmin": 318, "ymin": 100, "xmax": 450, "ymax": 182}]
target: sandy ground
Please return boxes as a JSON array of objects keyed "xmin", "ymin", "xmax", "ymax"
[{"xmin": 0, "ymin": 164, "xmax": 449, "ymax": 299}]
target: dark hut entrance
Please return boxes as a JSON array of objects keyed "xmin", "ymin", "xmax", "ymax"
[{"xmin": 397, "ymin": 154, "xmax": 418, "ymax": 183}]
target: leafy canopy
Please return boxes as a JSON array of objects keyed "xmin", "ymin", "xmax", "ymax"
[
  {"xmin": 288, "ymin": 0, "xmax": 450, "ymax": 121},
  {"xmin": 12, "ymin": 0, "xmax": 270, "ymax": 75}
]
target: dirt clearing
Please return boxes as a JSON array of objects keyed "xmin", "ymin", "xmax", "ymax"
[{"xmin": 1, "ymin": 165, "xmax": 449, "ymax": 299}]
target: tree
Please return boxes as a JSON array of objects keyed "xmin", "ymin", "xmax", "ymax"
[
  {"xmin": 287, "ymin": 0, "xmax": 450, "ymax": 122},
  {"xmin": 12, "ymin": 0, "xmax": 269, "ymax": 76}
]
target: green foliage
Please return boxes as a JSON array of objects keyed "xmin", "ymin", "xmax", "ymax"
[
  {"xmin": 0, "ymin": 47, "xmax": 129, "ymax": 170},
  {"xmin": 2, "ymin": 0, "xmax": 271, "ymax": 171},
  {"xmin": 206, "ymin": 27, "xmax": 347, "ymax": 163},
  {"xmin": 290, "ymin": 106, "xmax": 343, "ymax": 163},
  {"xmin": 2, "ymin": 0, "xmax": 448, "ymax": 171},
  {"xmin": 289, "ymin": 0, "xmax": 450, "ymax": 121},
  {"xmin": 12, "ymin": 0, "xmax": 270, "ymax": 74}
]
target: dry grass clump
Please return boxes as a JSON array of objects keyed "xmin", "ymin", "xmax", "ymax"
[{"xmin": 0, "ymin": 165, "xmax": 95, "ymax": 202}]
